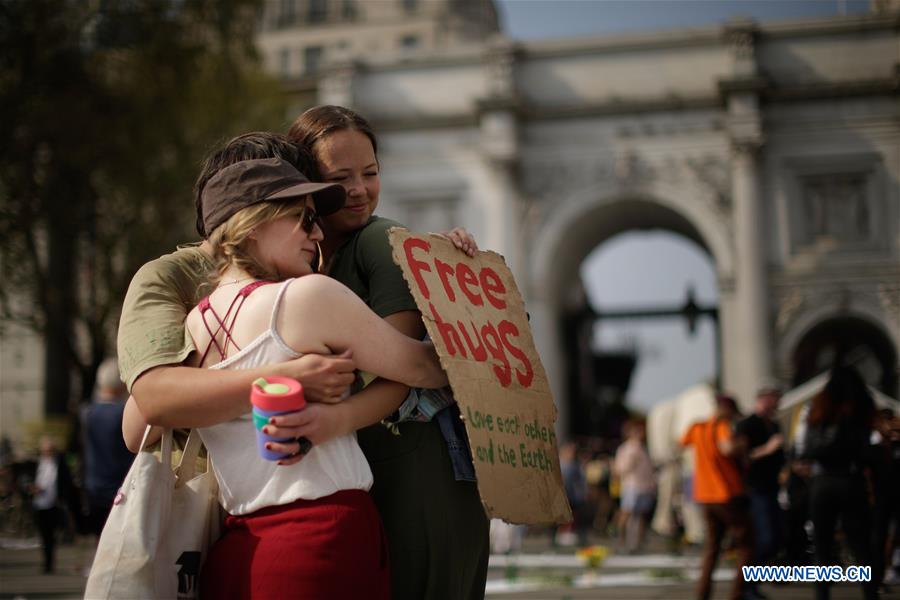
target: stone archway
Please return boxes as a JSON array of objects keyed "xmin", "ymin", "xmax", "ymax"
[
  {"xmin": 779, "ymin": 307, "xmax": 899, "ymax": 398},
  {"xmin": 792, "ymin": 316, "xmax": 898, "ymax": 395},
  {"xmin": 527, "ymin": 183, "xmax": 735, "ymax": 438}
]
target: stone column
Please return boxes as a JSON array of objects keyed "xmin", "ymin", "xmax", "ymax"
[
  {"xmin": 527, "ymin": 293, "xmax": 568, "ymax": 442},
  {"xmin": 479, "ymin": 111, "xmax": 521, "ymax": 279},
  {"xmin": 731, "ymin": 139, "xmax": 772, "ymax": 406},
  {"xmin": 721, "ymin": 19, "xmax": 772, "ymax": 407},
  {"xmin": 477, "ymin": 36, "xmax": 524, "ymax": 283}
]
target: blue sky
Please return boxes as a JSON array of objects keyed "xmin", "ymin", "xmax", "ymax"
[
  {"xmin": 497, "ymin": 0, "xmax": 870, "ymax": 40},
  {"xmin": 493, "ymin": 0, "xmax": 871, "ymax": 411}
]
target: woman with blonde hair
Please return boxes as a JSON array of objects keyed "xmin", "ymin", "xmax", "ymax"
[{"xmin": 171, "ymin": 156, "xmax": 447, "ymax": 599}]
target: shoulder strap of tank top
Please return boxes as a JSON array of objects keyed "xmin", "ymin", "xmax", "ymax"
[
  {"xmin": 267, "ymin": 278, "xmax": 296, "ymax": 335},
  {"xmin": 197, "ymin": 280, "xmax": 275, "ymax": 365}
]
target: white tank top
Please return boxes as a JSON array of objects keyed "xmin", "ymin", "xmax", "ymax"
[{"xmin": 197, "ymin": 279, "xmax": 373, "ymax": 516}]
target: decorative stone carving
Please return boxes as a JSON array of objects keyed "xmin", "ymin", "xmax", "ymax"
[
  {"xmin": 723, "ymin": 19, "xmax": 759, "ymax": 78},
  {"xmin": 614, "ymin": 151, "xmax": 655, "ymax": 189},
  {"xmin": 728, "ymin": 30, "xmax": 755, "ymax": 61},
  {"xmin": 483, "ymin": 35, "xmax": 517, "ymax": 100},
  {"xmin": 521, "ymin": 155, "xmax": 616, "ymax": 201},
  {"xmin": 519, "ymin": 161, "xmax": 557, "ymax": 199},
  {"xmin": 730, "ymin": 127, "xmax": 764, "ymax": 155},
  {"xmin": 686, "ymin": 155, "xmax": 731, "ymax": 209},
  {"xmin": 523, "ymin": 150, "xmax": 734, "ymax": 217},
  {"xmin": 870, "ymin": 0, "xmax": 900, "ymax": 14},
  {"xmin": 774, "ymin": 282, "xmax": 900, "ymax": 340},
  {"xmin": 799, "ymin": 173, "xmax": 870, "ymax": 244},
  {"xmin": 776, "ymin": 289, "xmax": 806, "ymax": 334}
]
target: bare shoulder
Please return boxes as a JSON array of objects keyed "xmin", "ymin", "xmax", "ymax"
[
  {"xmin": 185, "ymin": 305, "xmax": 203, "ymax": 334},
  {"xmin": 275, "ymin": 275, "xmax": 366, "ymax": 351},
  {"xmin": 281, "ymin": 275, "xmax": 370, "ymax": 329},
  {"xmin": 285, "ymin": 274, "xmax": 356, "ymax": 302}
]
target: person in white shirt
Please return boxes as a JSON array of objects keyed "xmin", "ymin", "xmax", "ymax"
[
  {"xmin": 614, "ymin": 418, "xmax": 657, "ymax": 553},
  {"xmin": 32, "ymin": 436, "xmax": 72, "ymax": 573}
]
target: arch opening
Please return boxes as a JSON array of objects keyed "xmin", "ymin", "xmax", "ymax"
[
  {"xmin": 533, "ymin": 195, "xmax": 724, "ymax": 440},
  {"xmin": 792, "ymin": 315, "xmax": 898, "ymax": 397},
  {"xmin": 537, "ymin": 196, "xmax": 718, "ymax": 296}
]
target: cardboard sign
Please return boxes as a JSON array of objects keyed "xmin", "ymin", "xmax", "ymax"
[{"xmin": 389, "ymin": 228, "xmax": 572, "ymax": 525}]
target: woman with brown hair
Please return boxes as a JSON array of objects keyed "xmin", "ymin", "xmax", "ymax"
[
  {"xmin": 804, "ymin": 365, "xmax": 878, "ymax": 600},
  {"xmin": 280, "ymin": 105, "xmax": 490, "ymax": 600}
]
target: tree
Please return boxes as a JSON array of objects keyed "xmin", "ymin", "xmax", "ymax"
[{"xmin": 0, "ymin": 0, "xmax": 287, "ymax": 414}]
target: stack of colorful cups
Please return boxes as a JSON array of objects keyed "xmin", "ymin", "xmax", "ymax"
[{"xmin": 250, "ymin": 376, "xmax": 306, "ymax": 461}]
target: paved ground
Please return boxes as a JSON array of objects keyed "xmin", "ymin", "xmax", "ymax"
[
  {"xmin": 1, "ymin": 532, "xmax": 898, "ymax": 599},
  {"xmin": 0, "ymin": 536, "xmax": 95, "ymax": 599},
  {"xmin": 482, "ymin": 532, "xmax": 900, "ymax": 599}
]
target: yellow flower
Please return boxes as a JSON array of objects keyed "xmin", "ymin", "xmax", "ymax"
[{"xmin": 576, "ymin": 545, "xmax": 609, "ymax": 569}]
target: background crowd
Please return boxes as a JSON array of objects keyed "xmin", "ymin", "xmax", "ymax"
[
  {"xmin": 552, "ymin": 365, "xmax": 900, "ymax": 599},
  {"xmin": 0, "ymin": 358, "xmax": 132, "ymax": 574},
  {"xmin": 2, "ymin": 354, "xmax": 899, "ymax": 599}
]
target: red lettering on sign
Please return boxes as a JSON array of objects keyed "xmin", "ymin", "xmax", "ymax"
[
  {"xmin": 429, "ymin": 302, "xmax": 465, "ymax": 357},
  {"xmin": 400, "ymin": 234, "xmax": 532, "ymax": 389},
  {"xmin": 404, "ymin": 238, "xmax": 432, "ymax": 299},
  {"xmin": 481, "ymin": 322, "xmax": 512, "ymax": 387},
  {"xmin": 480, "ymin": 268, "xmax": 507, "ymax": 309},
  {"xmin": 434, "ymin": 258, "xmax": 457, "ymax": 302},
  {"xmin": 456, "ymin": 264, "xmax": 483, "ymax": 306},
  {"xmin": 499, "ymin": 320, "xmax": 534, "ymax": 388},
  {"xmin": 457, "ymin": 320, "xmax": 488, "ymax": 361}
]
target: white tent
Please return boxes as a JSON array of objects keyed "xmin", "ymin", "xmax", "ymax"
[
  {"xmin": 646, "ymin": 383, "xmax": 717, "ymax": 543},
  {"xmin": 646, "ymin": 394, "xmax": 678, "ymax": 464},
  {"xmin": 646, "ymin": 383, "xmax": 716, "ymax": 463}
]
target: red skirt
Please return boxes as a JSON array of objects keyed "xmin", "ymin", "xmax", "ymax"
[{"xmin": 200, "ymin": 489, "xmax": 390, "ymax": 600}]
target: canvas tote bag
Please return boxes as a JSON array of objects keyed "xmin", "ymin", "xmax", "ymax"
[{"xmin": 85, "ymin": 427, "xmax": 221, "ymax": 599}]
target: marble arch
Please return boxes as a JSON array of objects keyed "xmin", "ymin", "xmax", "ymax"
[
  {"xmin": 329, "ymin": 11, "xmax": 900, "ymax": 433},
  {"xmin": 527, "ymin": 184, "xmax": 734, "ymax": 433},
  {"xmin": 306, "ymin": 10, "xmax": 899, "ymax": 435}
]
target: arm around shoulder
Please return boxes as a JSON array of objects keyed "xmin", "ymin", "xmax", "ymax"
[
  {"xmin": 279, "ymin": 276, "xmax": 447, "ymax": 389},
  {"xmin": 117, "ymin": 248, "xmax": 208, "ymax": 392}
]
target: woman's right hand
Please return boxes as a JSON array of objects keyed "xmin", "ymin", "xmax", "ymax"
[
  {"xmin": 437, "ymin": 227, "xmax": 479, "ymax": 257},
  {"xmin": 279, "ymin": 350, "xmax": 355, "ymax": 404}
]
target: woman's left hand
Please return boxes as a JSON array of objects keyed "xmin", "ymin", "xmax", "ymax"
[
  {"xmin": 437, "ymin": 227, "xmax": 479, "ymax": 257},
  {"xmin": 262, "ymin": 404, "xmax": 346, "ymax": 466}
]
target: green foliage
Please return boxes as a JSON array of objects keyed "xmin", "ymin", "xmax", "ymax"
[{"xmin": 0, "ymin": 0, "xmax": 287, "ymax": 409}]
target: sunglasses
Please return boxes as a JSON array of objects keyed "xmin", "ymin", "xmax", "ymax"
[{"xmin": 297, "ymin": 208, "xmax": 322, "ymax": 234}]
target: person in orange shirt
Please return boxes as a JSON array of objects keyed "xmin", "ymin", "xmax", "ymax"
[{"xmin": 681, "ymin": 394, "xmax": 755, "ymax": 600}]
